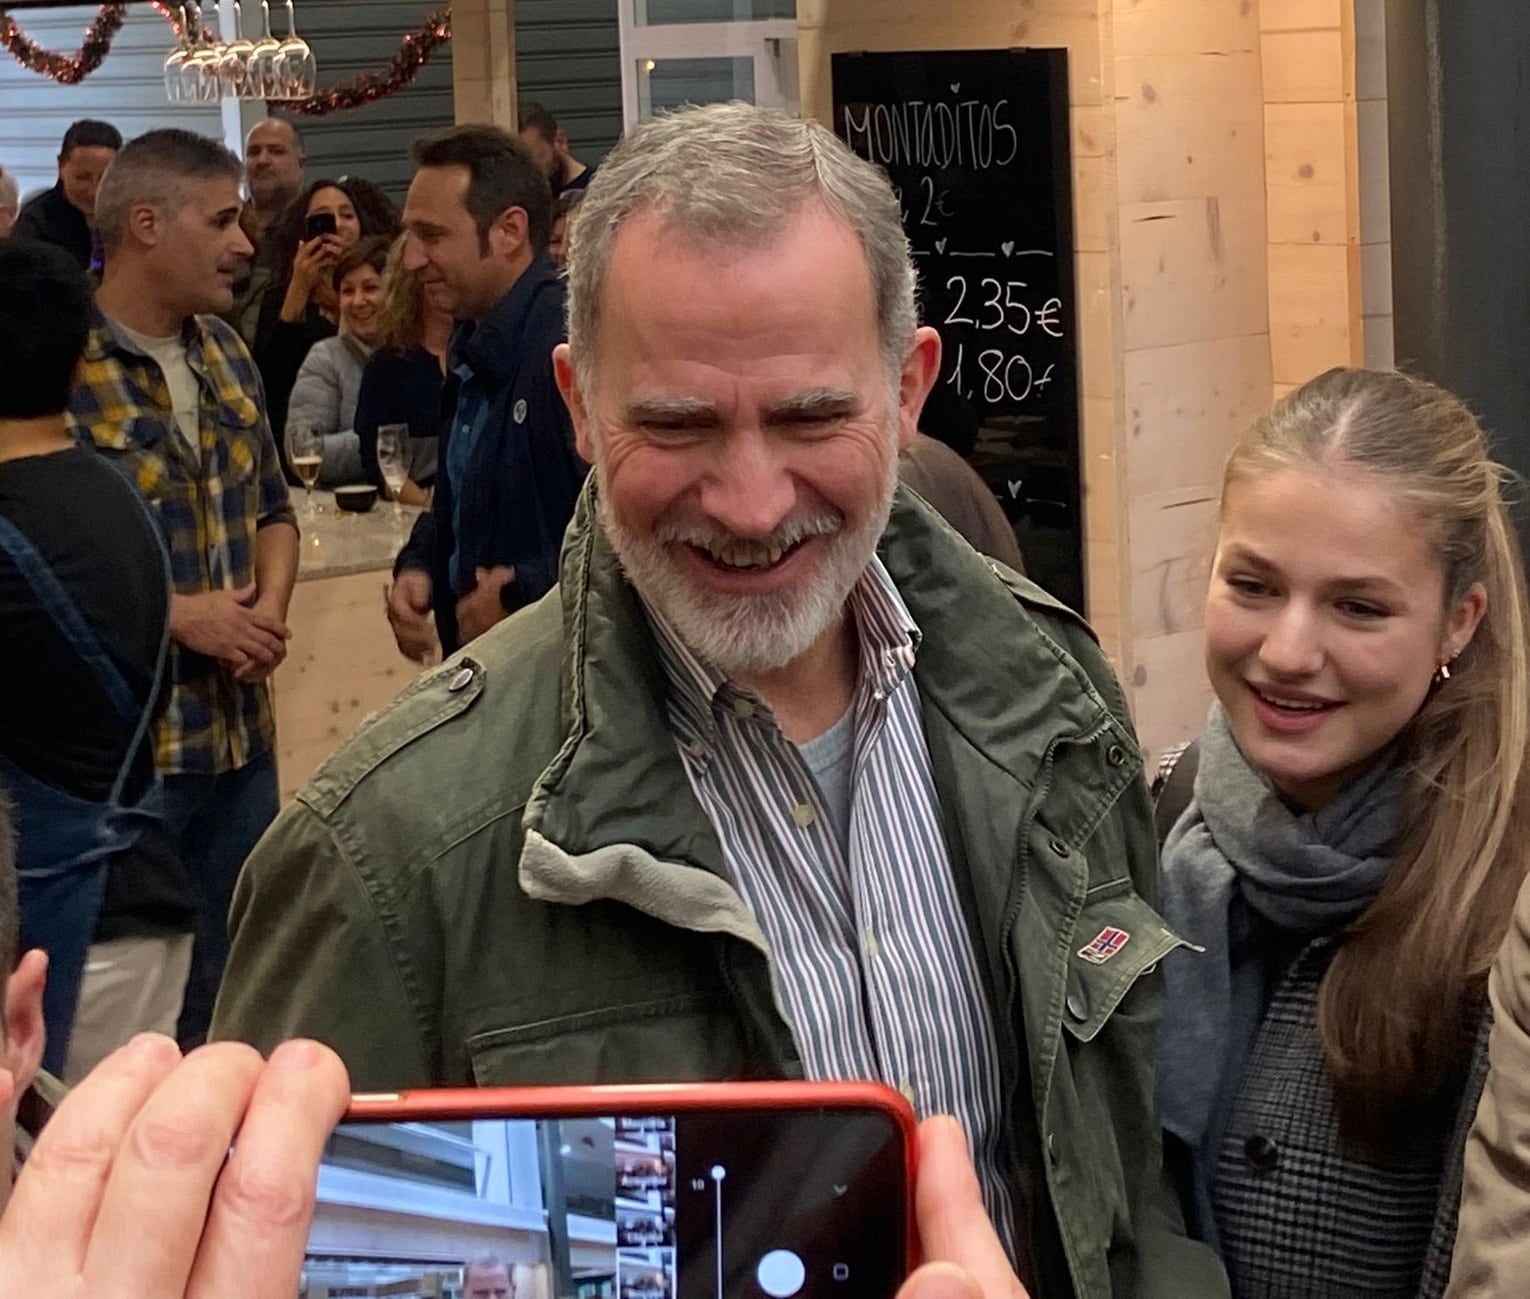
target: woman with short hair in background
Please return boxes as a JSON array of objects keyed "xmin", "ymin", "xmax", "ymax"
[
  {"xmin": 284, "ymin": 236, "xmax": 392, "ymax": 489},
  {"xmin": 1157, "ymin": 367, "xmax": 1530, "ymax": 1299}
]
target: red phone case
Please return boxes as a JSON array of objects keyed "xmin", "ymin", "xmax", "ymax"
[{"xmin": 344, "ymin": 1079, "xmax": 920, "ymax": 1276}]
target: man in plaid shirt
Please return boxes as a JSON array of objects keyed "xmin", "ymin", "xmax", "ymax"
[{"xmin": 66, "ymin": 131, "xmax": 298, "ymax": 1047}]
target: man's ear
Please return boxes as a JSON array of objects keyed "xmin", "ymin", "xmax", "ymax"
[
  {"xmin": 1, "ymin": 950, "xmax": 47, "ymax": 1097},
  {"xmin": 553, "ymin": 343, "xmax": 595, "ymax": 464},
  {"xmin": 125, "ymin": 198, "xmax": 163, "ymax": 250},
  {"xmin": 896, "ymin": 325, "xmax": 943, "ymax": 453},
  {"xmin": 488, "ymin": 205, "xmax": 530, "ymax": 262}
]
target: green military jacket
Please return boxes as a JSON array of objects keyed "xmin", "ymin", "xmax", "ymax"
[{"xmin": 213, "ymin": 484, "xmax": 1224, "ymax": 1299}]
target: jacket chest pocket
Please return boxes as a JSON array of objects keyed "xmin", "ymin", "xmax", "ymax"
[
  {"xmin": 466, "ymin": 991, "xmax": 769, "ymax": 1087},
  {"xmin": 1062, "ymin": 882, "xmax": 1189, "ymax": 1044}
]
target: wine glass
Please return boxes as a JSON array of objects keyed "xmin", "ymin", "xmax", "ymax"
[
  {"xmin": 217, "ymin": 0, "xmax": 254, "ymax": 99},
  {"xmin": 183, "ymin": 4, "xmax": 222, "ymax": 104},
  {"xmin": 376, "ymin": 424, "xmax": 411, "ymax": 524},
  {"xmin": 163, "ymin": 5, "xmax": 193, "ymax": 103},
  {"xmin": 247, "ymin": 0, "xmax": 283, "ymax": 99},
  {"xmin": 276, "ymin": 0, "xmax": 317, "ymax": 99},
  {"xmin": 288, "ymin": 425, "xmax": 325, "ymax": 517}
]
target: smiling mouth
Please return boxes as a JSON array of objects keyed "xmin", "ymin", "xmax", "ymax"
[
  {"xmin": 1249, "ymin": 684, "xmax": 1341, "ymax": 714},
  {"xmin": 689, "ymin": 538, "xmax": 806, "ymax": 573}
]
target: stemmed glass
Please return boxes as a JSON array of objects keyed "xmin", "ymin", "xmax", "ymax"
[
  {"xmin": 216, "ymin": 0, "xmax": 254, "ymax": 99},
  {"xmin": 288, "ymin": 426, "xmax": 325, "ymax": 518},
  {"xmin": 182, "ymin": 4, "xmax": 223, "ymax": 104},
  {"xmin": 376, "ymin": 425, "xmax": 411, "ymax": 525},
  {"xmin": 163, "ymin": 5, "xmax": 193, "ymax": 102},
  {"xmin": 276, "ymin": 0, "xmax": 317, "ymax": 99},
  {"xmin": 247, "ymin": 0, "xmax": 284, "ymax": 99}
]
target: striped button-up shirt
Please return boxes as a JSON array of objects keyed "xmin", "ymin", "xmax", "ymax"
[
  {"xmin": 647, "ymin": 557, "xmax": 1018, "ymax": 1260},
  {"xmin": 68, "ymin": 311, "xmax": 295, "ymax": 775}
]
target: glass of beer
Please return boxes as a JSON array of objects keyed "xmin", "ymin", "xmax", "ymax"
[{"xmin": 288, "ymin": 425, "xmax": 324, "ymax": 518}]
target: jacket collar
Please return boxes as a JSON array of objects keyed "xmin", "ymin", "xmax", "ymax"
[
  {"xmin": 525, "ymin": 477, "xmax": 1121, "ymax": 879},
  {"xmin": 450, "ymin": 253, "xmax": 562, "ymax": 386}
]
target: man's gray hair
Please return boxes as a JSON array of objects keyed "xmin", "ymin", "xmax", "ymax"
[
  {"xmin": 463, "ymin": 1254, "xmax": 513, "ymax": 1287},
  {"xmin": 565, "ymin": 101, "xmax": 917, "ymax": 384},
  {"xmin": 94, "ymin": 128, "xmax": 243, "ymax": 254},
  {"xmin": 0, "ymin": 166, "xmax": 18, "ymax": 213}
]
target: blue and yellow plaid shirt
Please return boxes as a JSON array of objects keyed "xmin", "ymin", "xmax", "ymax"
[{"xmin": 68, "ymin": 310, "xmax": 296, "ymax": 776}]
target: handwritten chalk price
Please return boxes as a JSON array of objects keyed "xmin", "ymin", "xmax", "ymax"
[
  {"xmin": 945, "ymin": 342, "xmax": 1056, "ymax": 404},
  {"xmin": 944, "ymin": 275, "xmax": 1064, "ymax": 339}
]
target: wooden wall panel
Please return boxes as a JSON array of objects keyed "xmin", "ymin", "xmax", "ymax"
[
  {"xmin": 1114, "ymin": 0, "xmax": 1268, "ymax": 763},
  {"xmin": 1260, "ymin": 1, "xmax": 1364, "ymax": 395}
]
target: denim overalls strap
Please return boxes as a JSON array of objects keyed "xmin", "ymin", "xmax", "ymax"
[
  {"xmin": 0, "ymin": 484, "xmax": 171, "ymax": 1074},
  {"xmin": 0, "ymin": 509, "xmax": 170, "ymax": 810}
]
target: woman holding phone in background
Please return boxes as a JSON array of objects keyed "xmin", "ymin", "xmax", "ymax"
[
  {"xmin": 1156, "ymin": 368, "xmax": 1530, "ymax": 1298},
  {"xmin": 253, "ymin": 177, "xmax": 399, "ymax": 464}
]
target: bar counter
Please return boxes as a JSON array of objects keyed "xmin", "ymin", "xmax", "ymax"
[{"xmin": 273, "ymin": 493, "xmax": 433, "ymax": 802}]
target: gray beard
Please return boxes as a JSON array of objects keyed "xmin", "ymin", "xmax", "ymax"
[{"xmin": 599, "ymin": 461, "xmax": 898, "ymax": 678}]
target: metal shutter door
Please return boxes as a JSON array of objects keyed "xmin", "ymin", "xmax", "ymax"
[
  {"xmin": 516, "ymin": 0, "xmax": 620, "ymax": 166},
  {"xmin": 0, "ymin": 4, "xmax": 223, "ymax": 201}
]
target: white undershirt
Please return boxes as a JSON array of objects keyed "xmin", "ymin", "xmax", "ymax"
[{"xmin": 115, "ymin": 321, "xmax": 202, "ymax": 465}]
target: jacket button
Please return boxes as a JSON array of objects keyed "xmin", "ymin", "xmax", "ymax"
[
  {"xmin": 1049, "ymin": 837, "xmax": 1070, "ymax": 858},
  {"xmin": 1066, "ymin": 990, "xmax": 1088, "ymax": 1021},
  {"xmin": 1244, "ymin": 1134, "xmax": 1279, "ymax": 1170},
  {"xmin": 1106, "ymin": 743, "xmax": 1127, "ymax": 766},
  {"xmin": 447, "ymin": 666, "xmax": 475, "ymax": 692}
]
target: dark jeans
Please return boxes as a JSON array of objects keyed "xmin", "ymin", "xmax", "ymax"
[
  {"xmin": 19, "ymin": 859, "xmax": 108, "ymax": 1075},
  {"xmin": 163, "ymin": 747, "xmax": 279, "ymax": 1047}
]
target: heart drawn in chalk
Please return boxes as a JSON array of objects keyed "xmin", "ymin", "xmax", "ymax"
[
  {"xmin": 1008, "ymin": 479, "xmax": 1024, "ymax": 498},
  {"xmin": 950, "ymin": 83, "xmax": 961, "ymax": 94},
  {"xmin": 935, "ymin": 237, "xmax": 948, "ymax": 253},
  {"xmin": 1001, "ymin": 241, "xmax": 1016, "ymax": 257}
]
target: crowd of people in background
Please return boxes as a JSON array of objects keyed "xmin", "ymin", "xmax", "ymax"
[{"xmin": 9, "ymin": 96, "xmax": 1530, "ymax": 1299}]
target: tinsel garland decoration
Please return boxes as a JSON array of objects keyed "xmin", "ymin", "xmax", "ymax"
[
  {"xmin": 282, "ymin": 3, "xmax": 451, "ymax": 116},
  {"xmin": 0, "ymin": 3, "xmax": 127, "ymax": 85}
]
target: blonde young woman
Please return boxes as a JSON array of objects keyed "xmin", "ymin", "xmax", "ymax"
[{"xmin": 1157, "ymin": 367, "xmax": 1530, "ymax": 1298}]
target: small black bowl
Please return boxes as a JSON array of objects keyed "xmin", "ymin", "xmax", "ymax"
[{"xmin": 333, "ymin": 484, "xmax": 378, "ymax": 514}]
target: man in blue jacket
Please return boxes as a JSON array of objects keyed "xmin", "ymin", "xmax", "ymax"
[{"xmin": 388, "ymin": 125, "xmax": 587, "ymax": 655}]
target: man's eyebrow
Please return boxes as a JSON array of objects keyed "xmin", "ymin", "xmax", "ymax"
[
  {"xmin": 762, "ymin": 387, "xmax": 861, "ymax": 420},
  {"xmin": 624, "ymin": 396, "xmax": 719, "ymax": 422}
]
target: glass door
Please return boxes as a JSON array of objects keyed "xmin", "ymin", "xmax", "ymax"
[{"xmin": 620, "ymin": 0, "xmax": 799, "ymax": 125}]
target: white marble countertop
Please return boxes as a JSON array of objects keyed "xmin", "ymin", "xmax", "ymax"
[{"xmin": 294, "ymin": 491, "xmax": 424, "ymax": 582}]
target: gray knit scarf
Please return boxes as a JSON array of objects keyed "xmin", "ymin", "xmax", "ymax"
[{"xmin": 1157, "ymin": 703, "xmax": 1401, "ymax": 1157}]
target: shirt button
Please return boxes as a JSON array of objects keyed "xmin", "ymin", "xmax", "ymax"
[
  {"xmin": 731, "ymin": 698, "xmax": 756, "ymax": 719},
  {"xmin": 898, "ymin": 1078, "xmax": 917, "ymax": 1105},
  {"xmin": 447, "ymin": 666, "xmax": 475, "ymax": 692},
  {"xmin": 1065, "ymin": 990, "xmax": 1088, "ymax": 1021},
  {"xmin": 685, "ymin": 739, "xmax": 708, "ymax": 760},
  {"xmin": 1106, "ymin": 743, "xmax": 1127, "ymax": 767},
  {"xmin": 1244, "ymin": 1134, "xmax": 1279, "ymax": 1170},
  {"xmin": 863, "ymin": 930, "xmax": 881, "ymax": 958},
  {"xmin": 791, "ymin": 802, "xmax": 816, "ymax": 828}
]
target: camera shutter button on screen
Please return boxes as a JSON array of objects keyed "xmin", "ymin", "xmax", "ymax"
[{"xmin": 756, "ymin": 1249, "xmax": 807, "ymax": 1297}]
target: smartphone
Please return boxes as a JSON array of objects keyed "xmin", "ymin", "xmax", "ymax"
[
  {"xmin": 304, "ymin": 210, "xmax": 338, "ymax": 241},
  {"xmin": 306, "ymin": 1081, "xmax": 917, "ymax": 1299}
]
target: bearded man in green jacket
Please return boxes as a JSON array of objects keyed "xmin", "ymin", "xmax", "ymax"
[{"xmin": 213, "ymin": 103, "xmax": 1224, "ymax": 1299}]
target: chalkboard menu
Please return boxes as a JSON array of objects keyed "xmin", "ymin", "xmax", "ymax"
[{"xmin": 832, "ymin": 48, "xmax": 1083, "ymax": 612}]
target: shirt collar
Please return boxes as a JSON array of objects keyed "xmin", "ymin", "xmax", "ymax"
[
  {"xmin": 85, "ymin": 307, "xmax": 204, "ymax": 366},
  {"xmin": 644, "ymin": 554, "xmax": 923, "ymax": 752}
]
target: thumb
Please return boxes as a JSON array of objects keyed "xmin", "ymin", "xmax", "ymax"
[
  {"xmin": 914, "ymin": 1117, "xmax": 1028, "ymax": 1299},
  {"xmin": 897, "ymin": 1263, "xmax": 985, "ymax": 1299}
]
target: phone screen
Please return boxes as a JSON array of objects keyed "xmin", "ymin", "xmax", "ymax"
[{"xmin": 302, "ymin": 1106, "xmax": 907, "ymax": 1299}]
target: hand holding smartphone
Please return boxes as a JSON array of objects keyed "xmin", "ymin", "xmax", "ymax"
[{"xmin": 313, "ymin": 1081, "xmax": 916, "ymax": 1299}]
